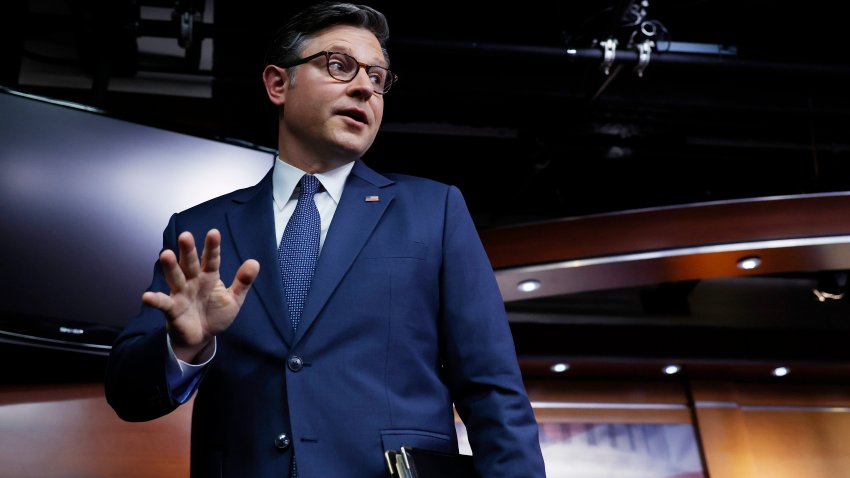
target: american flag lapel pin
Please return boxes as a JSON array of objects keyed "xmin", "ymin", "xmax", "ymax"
[{"xmin": 365, "ymin": 195, "xmax": 380, "ymax": 202}]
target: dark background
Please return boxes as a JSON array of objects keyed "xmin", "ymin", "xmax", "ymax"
[
  {"xmin": 6, "ymin": 0, "xmax": 850, "ymax": 226},
  {"xmin": 3, "ymin": 0, "xmax": 850, "ymax": 382}
]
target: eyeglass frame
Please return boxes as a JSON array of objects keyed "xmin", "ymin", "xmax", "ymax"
[{"xmin": 276, "ymin": 50, "xmax": 398, "ymax": 95}]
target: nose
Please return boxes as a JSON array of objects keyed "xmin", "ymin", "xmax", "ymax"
[{"xmin": 346, "ymin": 67, "xmax": 375, "ymax": 100}]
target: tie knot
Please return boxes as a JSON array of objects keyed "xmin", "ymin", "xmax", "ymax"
[{"xmin": 299, "ymin": 174, "xmax": 320, "ymax": 196}]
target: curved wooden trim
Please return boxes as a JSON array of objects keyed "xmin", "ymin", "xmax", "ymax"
[{"xmin": 481, "ymin": 193, "xmax": 850, "ymax": 269}]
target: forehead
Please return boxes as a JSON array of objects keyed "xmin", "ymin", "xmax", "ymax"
[{"xmin": 303, "ymin": 24, "xmax": 384, "ymax": 64}]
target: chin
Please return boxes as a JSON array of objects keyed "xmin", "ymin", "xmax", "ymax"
[{"xmin": 332, "ymin": 136, "xmax": 375, "ymax": 158}]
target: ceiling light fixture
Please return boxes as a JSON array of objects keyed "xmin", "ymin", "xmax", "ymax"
[
  {"xmin": 736, "ymin": 256, "xmax": 761, "ymax": 270},
  {"xmin": 772, "ymin": 366, "xmax": 790, "ymax": 377},
  {"xmin": 813, "ymin": 271, "xmax": 847, "ymax": 302},
  {"xmin": 663, "ymin": 364, "xmax": 681, "ymax": 375},
  {"xmin": 812, "ymin": 289, "xmax": 845, "ymax": 302},
  {"xmin": 517, "ymin": 279, "xmax": 541, "ymax": 292},
  {"xmin": 550, "ymin": 363, "xmax": 570, "ymax": 373}
]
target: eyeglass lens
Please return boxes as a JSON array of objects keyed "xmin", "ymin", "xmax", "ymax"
[{"xmin": 327, "ymin": 52, "xmax": 393, "ymax": 93}]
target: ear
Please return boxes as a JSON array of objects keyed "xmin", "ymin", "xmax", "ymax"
[{"xmin": 262, "ymin": 65, "xmax": 289, "ymax": 106}]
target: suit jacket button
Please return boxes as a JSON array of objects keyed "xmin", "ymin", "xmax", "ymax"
[
  {"xmin": 288, "ymin": 355, "xmax": 304, "ymax": 372},
  {"xmin": 274, "ymin": 433, "xmax": 291, "ymax": 450}
]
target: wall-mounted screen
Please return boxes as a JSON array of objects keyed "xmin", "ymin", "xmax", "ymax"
[{"xmin": 0, "ymin": 88, "xmax": 274, "ymax": 353}]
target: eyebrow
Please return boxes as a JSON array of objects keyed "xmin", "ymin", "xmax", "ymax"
[{"xmin": 325, "ymin": 45, "xmax": 386, "ymax": 67}]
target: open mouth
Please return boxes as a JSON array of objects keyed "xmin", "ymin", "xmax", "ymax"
[{"xmin": 337, "ymin": 108, "xmax": 368, "ymax": 125}]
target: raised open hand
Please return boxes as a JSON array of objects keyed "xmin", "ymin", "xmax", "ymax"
[{"xmin": 142, "ymin": 229, "xmax": 260, "ymax": 362}]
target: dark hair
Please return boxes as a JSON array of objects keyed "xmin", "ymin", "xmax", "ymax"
[{"xmin": 265, "ymin": 2, "xmax": 390, "ymax": 70}]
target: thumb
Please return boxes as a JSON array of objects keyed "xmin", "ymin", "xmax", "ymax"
[{"xmin": 229, "ymin": 259, "xmax": 260, "ymax": 305}]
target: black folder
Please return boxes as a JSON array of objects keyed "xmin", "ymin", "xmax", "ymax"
[{"xmin": 384, "ymin": 447, "xmax": 476, "ymax": 478}]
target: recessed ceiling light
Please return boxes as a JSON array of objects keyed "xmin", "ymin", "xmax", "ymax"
[
  {"xmin": 736, "ymin": 256, "xmax": 762, "ymax": 270},
  {"xmin": 550, "ymin": 363, "xmax": 569, "ymax": 373},
  {"xmin": 517, "ymin": 279, "xmax": 541, "ymax": 292},
  {"xmin": 772, "ymin": 366, "xmax": 790, "ymax": 377},
  {"xmin": 663, "ymin": 364, "xmax": 681, "ymax": 375}
]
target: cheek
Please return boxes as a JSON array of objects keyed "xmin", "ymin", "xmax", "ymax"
[
  {"xmin": 295, "ymin": 97, "xmax": 326, "ymax": 126},
  {"xmin": 371, "ymin": 103, "xmax": 384, "ymax": 126}
]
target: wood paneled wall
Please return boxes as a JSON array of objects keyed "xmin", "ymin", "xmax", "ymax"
[
  {"xmin": 0, "ymin": 383, "xmax": 192, "ymax": 478},
  {"xmin": 692, "ymin": 381, "xmax": 850, "ymax": 478},
  {"xmin": 5, "ymin": 380, "xmax": 850, "ymax": 477}
]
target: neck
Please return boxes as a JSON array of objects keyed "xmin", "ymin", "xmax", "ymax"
[{"xmin": 277, "ymin": 138, "xmax": 360, "ymax": 174}]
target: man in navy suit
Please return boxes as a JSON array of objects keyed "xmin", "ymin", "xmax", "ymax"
[{"xmin": 105, "ymin": 3, "xmax": 546, "ymax": 477}]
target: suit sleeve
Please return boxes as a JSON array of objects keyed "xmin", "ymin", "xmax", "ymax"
[
  {"xmin": 104, "ymin": 213, "xmax": 185, "ymax": 422},
  {"xmin": 438, "ymin": 186, "xmax": 547, "ymax": 477}
]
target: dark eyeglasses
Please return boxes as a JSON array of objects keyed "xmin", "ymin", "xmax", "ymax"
[{"xmin": 278, "ymin": 50, "xmax": 398, "ymax": 95}]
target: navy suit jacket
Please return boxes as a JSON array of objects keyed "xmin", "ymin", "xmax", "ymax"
[{"xmin": 105, "ymin": 160, "xmax": 545, "ymax": 478}]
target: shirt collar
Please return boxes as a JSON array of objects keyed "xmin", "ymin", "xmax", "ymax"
[{"xmin": 272, "ymin": 157, "xmax": 355, "ymax": 209}]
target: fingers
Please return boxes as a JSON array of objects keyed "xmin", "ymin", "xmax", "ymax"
[
  {"xmin": 177, "ymin": 231, "xmax": 201, "ymax": 279},
  {"xmin": 159, "ymin": 229, "xmax": 212, "ymax": 293},
  {"xmin": 200, "ymin": 229, "xmax": 222, "ymax": 273},
  {"xmin": 230, "ymin": 259, "xmax": 260, "ymax": 305},
  {"xmin": 142, "ymin": 290, "xmax": 173, "ymax": 313},
  {"xmin": 156, "ymin": 229, "xmax": 252, "ymax": 312},
  {"xmin": 158, "ymin": 248, "xmax": 187, "ymax": 293},
  {"xmin": 162, "ymin": 229, "xmax": 221, "ymax": 293}
]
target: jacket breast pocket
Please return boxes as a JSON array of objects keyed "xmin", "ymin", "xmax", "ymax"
[{"xmin": 361, "ymin": 240, "xmax": 427, "ymax": 261}]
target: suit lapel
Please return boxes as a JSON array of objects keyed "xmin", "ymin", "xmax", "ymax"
[
  {"xmin": 294, "ymin": 160, "xmax": 395, "ymax": 344},
  {"xmin": 226, "ymin": 170, "xmax": 294, "ymax": 346}
]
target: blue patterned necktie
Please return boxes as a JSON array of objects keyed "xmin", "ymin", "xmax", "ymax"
[
  {"xmin": 279, "ymin": 174, "xmax": 321, "ymax": 334},
  {"xmin": 278, "ymin": 174, "xmax": 321, "ymax": 478}
]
